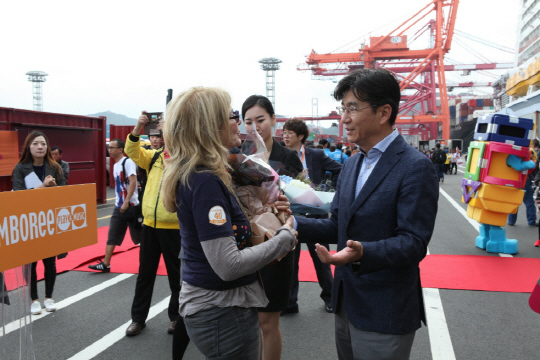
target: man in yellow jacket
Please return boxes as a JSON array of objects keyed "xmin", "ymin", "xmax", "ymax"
[{"xmin": 124, "ymin": 113, "xmax": 182, "ymax": 337}]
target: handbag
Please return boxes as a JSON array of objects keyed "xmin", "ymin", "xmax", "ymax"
[
  {"xmin": 121, "ymin": 204, "xmax": 143, "ymax": 228},
  {"xmin": 121, "ymin": 158, "xmax": 144, "ymax": 228}
]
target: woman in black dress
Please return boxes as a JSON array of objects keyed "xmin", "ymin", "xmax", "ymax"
[{"xmin": 242, "ymin": 95, "xmax": 303, "ymax": 360}]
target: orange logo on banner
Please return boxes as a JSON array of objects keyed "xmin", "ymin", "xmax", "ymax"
[
  {"xmin": 209, "ymin": 206, "xmax": 227, "ymax": 225},
  {"xmin": 0, "ymin": 184, "xmax": 98, "ymax": 272}
]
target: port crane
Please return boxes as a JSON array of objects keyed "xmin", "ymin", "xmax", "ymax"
[{"xmin": 298, "ymin": 0, "xmax": 461, "ymax": 140}]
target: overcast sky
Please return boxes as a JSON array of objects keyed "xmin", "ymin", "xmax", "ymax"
[{"xmin": 0, "ymin": 0, "xmax": 519, "ymax": 120}]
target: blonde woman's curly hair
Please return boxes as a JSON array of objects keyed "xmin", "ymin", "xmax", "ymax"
[{"xmin": 161, "ymin": 87, "xmax": 233, "ymax": 213}]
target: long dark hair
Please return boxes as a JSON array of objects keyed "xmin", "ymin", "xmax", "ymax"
[{"xmin": 18, "ymin": 131, "xmax": 63, "ymax": 175}]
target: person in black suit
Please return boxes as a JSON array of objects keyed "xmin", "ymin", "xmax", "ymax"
[
  {"xmin": 281, "ymin": 119, "xmax": 341, "ymax": 315},
  {"xmin": 242, "ymin": 95, "xmax": 303, "ymax": 360},
  {"xmin": 296, "ymin": 69, "xmax": 438, "ymax": 359}
]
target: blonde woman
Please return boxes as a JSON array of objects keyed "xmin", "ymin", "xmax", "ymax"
[{"xmin": 161, "ymin": 87, "xmax": 296, "ymax": 360}]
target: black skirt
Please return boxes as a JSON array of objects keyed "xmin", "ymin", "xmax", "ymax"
[{"xmin": 257, "ymin": 250, "xmax": 294, "ymax": 312}]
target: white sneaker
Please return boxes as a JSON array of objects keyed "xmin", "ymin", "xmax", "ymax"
[
  {"xmin": 44, "ymin": 298, "xmax": 56, "ymax": 312},
  {"xmin": 31, "ymin": 300, "xmax": 42, "ymax": 315}
]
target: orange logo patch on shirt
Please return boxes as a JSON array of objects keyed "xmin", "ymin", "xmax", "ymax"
[{"xmin": 209, "ymin": 206, "xmax": 227, "ymax": 225}]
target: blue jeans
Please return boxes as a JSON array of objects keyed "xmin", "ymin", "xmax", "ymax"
[
  {"xmin": 435, "ymin": 163, "xmax": 445, "ymax": 181},
  {"xmin": 184, "ymin": 306, "xmax": 260, "ymax": 360},
  {"xmin": 508, "ymin": 181, "xmax": 536, "ymax": 225}
]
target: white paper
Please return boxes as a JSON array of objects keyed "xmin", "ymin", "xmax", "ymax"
[{"xmin": 24, "ymin": 172, "xmax": 42, "ymax": 189}]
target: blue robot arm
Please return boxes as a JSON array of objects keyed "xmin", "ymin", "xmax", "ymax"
[{"xmin": 506, "ymin": 154, "xmax": 535, "ymax": 172}]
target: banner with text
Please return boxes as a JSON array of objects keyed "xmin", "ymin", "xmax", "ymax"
[{"xmin": 0, "ymin": 184, "xmax": 98, "ymax": 272}]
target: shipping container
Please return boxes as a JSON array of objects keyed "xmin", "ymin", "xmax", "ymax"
[
  {"xmin": 0, "ymin": 107, "xmax": 106, "ymax": 203},
  {"xmin": 468, "ymin": 99, "xmax": 477, "ymax": 107},
  {"xmin": 477, "ymin": 99, "xmax": 484, "ymax": 107}
]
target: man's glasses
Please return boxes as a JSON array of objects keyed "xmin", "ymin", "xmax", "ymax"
[
  {"xmin": 336, "ymin": 104, "xmax": 377, "ymax": 115},
  {"xmin": 108, "ymin": 146, "xmax": 120, "ymax": 149},
  {"xmin": 282, "ymin": 131, "xmax": 296, "ymax": 137}
]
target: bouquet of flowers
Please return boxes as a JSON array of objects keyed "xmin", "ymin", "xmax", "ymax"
[
  {"xmin": 228, "ymin": 127, "xmax": 287, "ymax": 247},
  {"xmin": 280, "ymin": 175, "xmax": 336, "ymax": 215}
]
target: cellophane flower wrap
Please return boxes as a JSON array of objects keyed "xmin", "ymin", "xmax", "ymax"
[
  {"xmin": 228, "ymin": 127, "xmax": 284, "ymax": 247},
  {"xmin": 280, "ymin": 175, "xmax": 335, "ymax": 215}
]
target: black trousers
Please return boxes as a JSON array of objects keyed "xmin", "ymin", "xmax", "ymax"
[
  {"xmin": 288, "ymin": 215, "xmax": 333, "ymax": 308},
  {"xmin": 131, "ymin": 226, "xmax": 181, "ymax": 324},
  {"xmin": 30, "ymin": 257, "xmax": 57, "ymax": 300}
]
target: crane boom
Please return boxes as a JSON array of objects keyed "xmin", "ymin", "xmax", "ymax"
[{"xmin": 300, "ymin": 0, "xmax": 460, "ymax": 140}]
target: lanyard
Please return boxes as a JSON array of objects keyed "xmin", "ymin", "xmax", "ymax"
[{"xmin": 299, "ymin": 146, "xmax": 305, "ymax": 164}]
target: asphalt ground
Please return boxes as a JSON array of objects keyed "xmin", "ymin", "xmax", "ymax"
[{"xmin": 3, "ymin": 165, "xmax": 540, "ymax": 359}]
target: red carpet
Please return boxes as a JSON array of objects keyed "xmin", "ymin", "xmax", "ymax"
[
  {"xmin": 420, "ymin": 254, "xmax": 540, "ymax": 293},
  {"xmin": 5, "ymin": 226, "xmax": 540, "ymax": 294},
  {"xmin": 4, "ymin": 226, "xmax": 138, "ymax": 291}
]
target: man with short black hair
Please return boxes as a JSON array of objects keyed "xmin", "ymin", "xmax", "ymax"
[
  {"xmin": 147, "ymin": 128, "xmax": 163, "ymax": 150},
  {"xmin": 295, "ymin": 68, "xmax": 438, "ymax": 359},
  {"xmin": 89, "ymin": 139, "xmax": 142, "ymax": 272},
  {"xmin": 432, "ymin": 143, "xmax": 446, "ymax": 182},
  {"xmin": 51, "ymin": 146, "xmax": 69, "ymax": 181},
  {"xmin": 282, "ymin": 118, "xmax": 341, "ymax": 315}
]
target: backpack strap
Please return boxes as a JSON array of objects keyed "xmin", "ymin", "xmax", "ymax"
[
  {"xmin": 121, "ymin": 158, "xmax": 129, "ymax": 185},
  {"xmin": 147, "ymin": 148, "xmax": 164, "ymax": 176}
]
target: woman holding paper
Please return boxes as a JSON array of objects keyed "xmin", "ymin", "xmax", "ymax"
[
  {"xmin": 12, "ymin": 131, "xmax": 66, "ymax": 315},
  {"xmin": 161, "ymin": 87, "xmax": 296, "ymax": 359},
  {"xmin": 242, "ymin": 95, "xmax": 303, "ymax": 360}
]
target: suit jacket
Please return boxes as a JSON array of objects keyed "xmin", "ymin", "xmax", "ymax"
[
  {"xmin": 12, "ymin": 161, "xmax": 67, "ymax": 190},
  {"xmin": 296, "ymin": 135, "xmax": 439, "ymax": 334},
  {"xmin": 304, "ymin": 147, "xmax": 342, "ymax": 187},
  {"xmin": 268, "ymin": 138, "xmax": 303, "ymax": 178}
]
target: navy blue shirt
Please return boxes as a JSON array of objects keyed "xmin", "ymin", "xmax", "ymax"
[{"xmin": 177, "ymin": 171, "xmax": 256, "ymax": 291}]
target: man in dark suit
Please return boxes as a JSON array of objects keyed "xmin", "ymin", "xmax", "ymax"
[
  {"xmin": 282, "ymin": 119, "xmax": 342, "ymax": 315},
  {"xmin": 295, "ymin": 68, "xmax": 439, "ymax": 359}
]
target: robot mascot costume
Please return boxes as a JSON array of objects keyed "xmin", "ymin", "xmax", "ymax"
[{"xmin": 462, "ymin": 114, "xmax": 536, "ymax": 255}]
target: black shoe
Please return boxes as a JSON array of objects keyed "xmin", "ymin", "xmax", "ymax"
[
  {"xmin": 88, "ymin": 261, "xmax": 110, "ymax": 273},
  {"xmin": 324, "ymin": 303, "xmax": 334, "ymax": 313},
  {"xmin": 529, "ymin": 222, "xmax": 539, "ymax": 227},
  {"xmin": 280, "ymin": 304, "xmax": 299, "ymax": 316}
]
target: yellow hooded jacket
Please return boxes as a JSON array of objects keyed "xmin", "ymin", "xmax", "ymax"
[{"xmin": 125, "ymin": 133, "xmax": 179, "ymax": 229}]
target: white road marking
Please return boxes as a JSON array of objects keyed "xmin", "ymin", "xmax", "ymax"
[
  {"xmin": 0, "ymin": 274, "xmax": 134, "ymax": 337},
  {"xmin": 424, "ymin": 287, "xmax": 456, "ymax": 360},
  {"xmin": 424, "ymin": 248, "xmax": 456, "ymax": 360},
  {"xmin": 439, "ymin": 188, "xmax": 479, "ymax": 232},
  {"xmin": 66, "ymin": 296, "xmax": 170, "ymax": 360}
]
